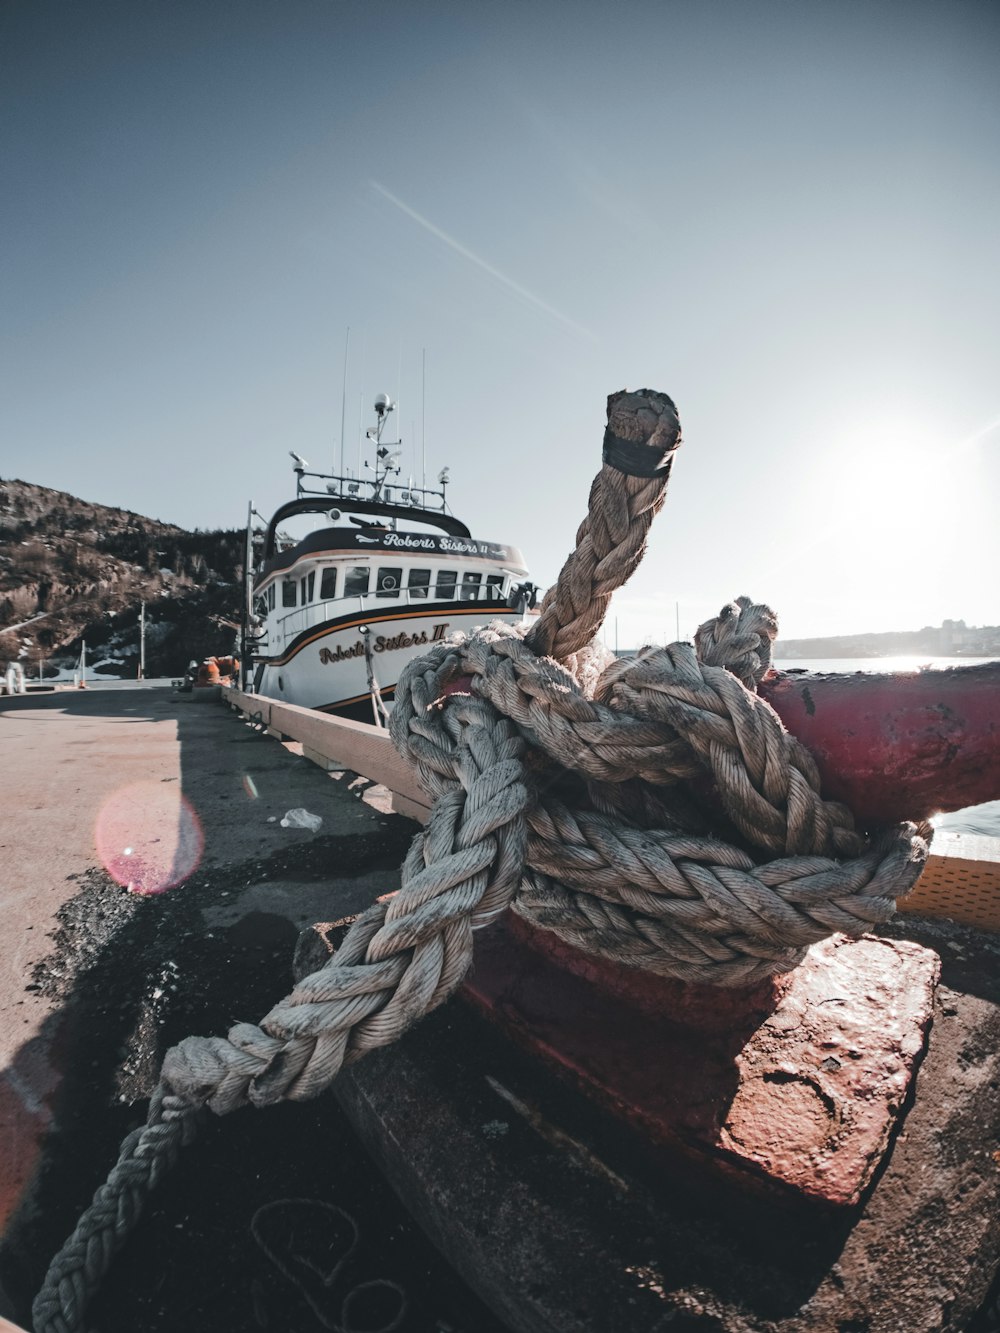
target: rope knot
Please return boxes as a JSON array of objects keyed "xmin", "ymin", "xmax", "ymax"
[{"xmin": 694, "ymin": 595, "xmax": 778, "ymax": 689}]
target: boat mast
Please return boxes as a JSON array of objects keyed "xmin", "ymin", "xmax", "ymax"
[
  {"xmin": 277, "ymin": 391, "xmax": 457, "ymax": 537},
  {"xmin": 366, "ymin": 394, "xmax": 402, "ymax": 513},
  {"xmin": 241, "ymin": 500, "xmax": 254, "ymax": 690}
]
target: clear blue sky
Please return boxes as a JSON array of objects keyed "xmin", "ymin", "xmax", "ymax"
[{"xmin": 2, "ymin": 0, "xmax": 998, "ymax": 643}]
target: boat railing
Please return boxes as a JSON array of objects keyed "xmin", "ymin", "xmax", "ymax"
[
  {"xmin": 270, "ymin": 583, "xmax": 511, "ymax": 639},
  {"xmin": 294, "ymin": 469, "xmax": 450, "ymax": 514}
]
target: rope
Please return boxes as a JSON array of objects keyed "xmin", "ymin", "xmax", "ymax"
[{"xmin": 32, "ymin": 388, "xmax": 931, "ymax": 1333}]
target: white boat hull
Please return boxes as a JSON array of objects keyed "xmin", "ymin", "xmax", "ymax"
[{"xmin": 255, "ymin": 601, "xmax": 525, "ymax": 721}]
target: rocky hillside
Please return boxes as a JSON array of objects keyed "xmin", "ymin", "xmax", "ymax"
[{"xmin": 0, "ymin": 479, "xmax": 246, "ymax": 678}]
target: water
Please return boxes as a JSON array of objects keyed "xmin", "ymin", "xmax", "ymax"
[
  {"xmin": 772, "ymin": 655, "xmax": 999, "ymax": 676},
  {"xmin": 771, "ymin": 655, "xmax": 1000, "ymax": 839}
]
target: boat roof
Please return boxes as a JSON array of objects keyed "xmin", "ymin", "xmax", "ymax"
[{"xmin": 263, "ymin": 495, "xmax": 470, "ymax": 557}]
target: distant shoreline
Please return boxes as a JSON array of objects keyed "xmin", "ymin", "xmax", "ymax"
[
  {"xmin": 774, "ymin": 651, "xmax": 996, "ymax": 661},
  {"xmin": 775, "ymin": 622, "xmax": 1000, "ymax": 660}
]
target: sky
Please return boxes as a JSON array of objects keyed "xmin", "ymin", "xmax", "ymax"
[{"xmin": 2, "ymin": 0, "xmax": 998, "ymax": 645}]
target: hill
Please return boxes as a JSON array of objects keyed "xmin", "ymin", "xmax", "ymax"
[
  {"xmin": 774, "ymin": 620, "xmax": 1000, "ymax": 660},
  {"xmin": 0, "ymin": 478, "xmax": 245, "ymax": 678}
]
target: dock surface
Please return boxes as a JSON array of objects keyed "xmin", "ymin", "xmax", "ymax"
[{"xmin": 0, "ymin": 684, "xmax": 504, "ymax": 1332}]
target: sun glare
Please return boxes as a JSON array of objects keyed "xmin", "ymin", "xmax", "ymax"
[
  {"xmin": 845, "ymin": 423, "xmax": 941, "ymax": 522},
  {"xmin": 802, "ymin": 414, "xmax": 963, "ymax": 573}
]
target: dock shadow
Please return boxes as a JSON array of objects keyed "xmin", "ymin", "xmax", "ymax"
[{"xmin": 0, "ymin": 685, "xmax": 502, "ymax": 1333}]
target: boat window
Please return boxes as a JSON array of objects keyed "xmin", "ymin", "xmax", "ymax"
[
  {"xmin": 253, "ymin": 595, "xmax": 268, "ymax": 618},
  {"xmin": 281, "ymin": 580, "xmax": 296, "ymax": 607},
  {"xmin": 300, "ymin": 571, "xmax": 315, "ymax": 604},
  {"xmin": 376, "ymin": 567, "xmax": 402, "ymax": 598},
  {"xmin": 486, "ymin": 574, "xmax": 505, "ymax": 600},
  {"xmin": 344, "ymin": 566, "xmax": 370, "ymax": 598},
  {"xmin": 460, "ymin": 572, "xmax": 483, "ymax": 601},
  {"xmin": 407, "ymin": 569, "xmax": 431, "ymax": 599},
  {"xmin": 435, "ymin": 570, "xmax": 458, "ymax": 600},
  {"xmin": 320, "ymin": 567, "xmax": 337, "ymax": 600},
  {"xmin": 267, "ymin": 585, "xmax": 276, "ymax": 611}
]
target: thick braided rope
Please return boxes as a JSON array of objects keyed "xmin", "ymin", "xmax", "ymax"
[
  {"xmin": 388, "ymin": 622, "xmax": 930, "ymax": 984},
  {"xmin": 519, "ymin": 802, "xmax": 927, "ymax": 985},
  {"xmin": 602, "ymin": 643, "xmax": 863, "ymax": 858},
  {"xmin": 28, "ymin": 1088, "xmax": 199, "ymax": 1333},
  {"xmin": 525, "ymin": 388, "xmax": 681, "ymax": 663},
  {"xmin": 437, "ymin": 621, "xmax": 865, "ymax": 860},
  {"xmin": 31, "ymin": 381, "xmax": 688, "ymax": 1327}
]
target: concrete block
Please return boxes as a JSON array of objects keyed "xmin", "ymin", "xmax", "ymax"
[
  {"xmin": 463, "ymin": 919, "xmax": 939, "ymax": 1209},
  {"xmin": 334, "ymin": 923, "xmax": 1000, "ymax": 1332}
]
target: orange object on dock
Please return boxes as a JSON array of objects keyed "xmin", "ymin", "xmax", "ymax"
[{"xmin": 194, "ymin": 656, "xmax": 239, "ymax": 688}]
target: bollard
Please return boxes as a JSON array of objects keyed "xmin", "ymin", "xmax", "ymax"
[{"xmin": 462, "ymin": 911, "xmax": 939, "ymax": 1211}]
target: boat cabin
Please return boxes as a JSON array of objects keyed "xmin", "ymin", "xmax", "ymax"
[{"xmin": 253, "ymin": 526, "xmax": 529, "ymax": 652}]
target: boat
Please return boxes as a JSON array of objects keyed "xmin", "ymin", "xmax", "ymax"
[{"xmin": 243, "ymin": 394, "xmax": 536, "ymax": 723}]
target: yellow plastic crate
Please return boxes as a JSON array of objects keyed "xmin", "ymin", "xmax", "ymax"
[{"xmin": 899, "ymin": 831, "xmax": 1000, "ymax": 932}]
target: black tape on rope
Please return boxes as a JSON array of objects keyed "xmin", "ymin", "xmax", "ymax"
[{"xmin": 602, "ymin": 426, "xmax": 680, "ymax": 478}]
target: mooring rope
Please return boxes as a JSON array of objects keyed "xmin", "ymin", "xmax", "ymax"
[{"xmin": 32, "ymin": 388, "xmax": 930, "ymax": 1333}]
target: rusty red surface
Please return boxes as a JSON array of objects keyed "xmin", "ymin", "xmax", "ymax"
[
  {"xmin": 760, "ymin": 661, "xmax": 1000, "ymax": 823},
  {"xmin": 461, "ymin": 915, "xmax": 939, "ymax": 1209}
]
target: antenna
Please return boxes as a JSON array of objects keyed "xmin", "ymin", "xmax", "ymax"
[
  {"xmin": 421, "ymin": 348, "xmax": 427, "ymax": 493},
  {"xmin": 396, "ymin": 342, "xmax": 402, "ymax": 442},
  {"xmin": 357, "ymin": 392, "xmax": 363, "ymax": 478},
  {"xmin": 338, "ymin": 327, "xmax": 350, "ymax": 475},
  {"xmin": 356, "ymin": 326, "xmax": 367, "ymax": 481}
]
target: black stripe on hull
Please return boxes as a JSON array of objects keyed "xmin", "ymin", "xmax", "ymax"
[
  {"xmin": 256, "ymin": 601, "xmax": 518, "ymax": 668},
  {"xmin": 313, "ymin": 685, "xmax": 398, "ymax": 725}
]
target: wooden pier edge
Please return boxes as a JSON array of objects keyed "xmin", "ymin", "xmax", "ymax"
[
  {"xmin": 221, "ymin": 685, "xmax": 433, "ymax": 824},
  {"xmin": 220, "ymin": 687, "xmax": 1000, "ymax": 933}
]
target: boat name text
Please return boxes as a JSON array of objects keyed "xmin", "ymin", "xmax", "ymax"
[
  {"xmin": 318, "ymin": 622, "xmax": 450, "ymax": 664},
  {"xmin": 377, "ymin": 533, "xmax": 503, "ymax": 557}
]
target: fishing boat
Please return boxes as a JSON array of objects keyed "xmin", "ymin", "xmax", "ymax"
[{"xmin": 243, "ymin": 394, "xmax": 536, "ymax": 723}]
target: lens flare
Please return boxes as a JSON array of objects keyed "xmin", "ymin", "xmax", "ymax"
[{"xmin": 95, "ymin": 781, "xmax": 204, "ymax": 895}]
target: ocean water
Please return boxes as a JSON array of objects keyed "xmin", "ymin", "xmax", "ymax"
[
  {"xmin": 770, "ymin": 655, "xmax": 1000, "ymax": 839},
  {"xmin": 772, "ymin": 654, "xmax": 999, "ymax": 675}
]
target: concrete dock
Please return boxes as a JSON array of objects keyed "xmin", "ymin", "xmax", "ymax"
[{"xmin": 0, "ymin": 684, "xmax": 503, "ymax": 1333}]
